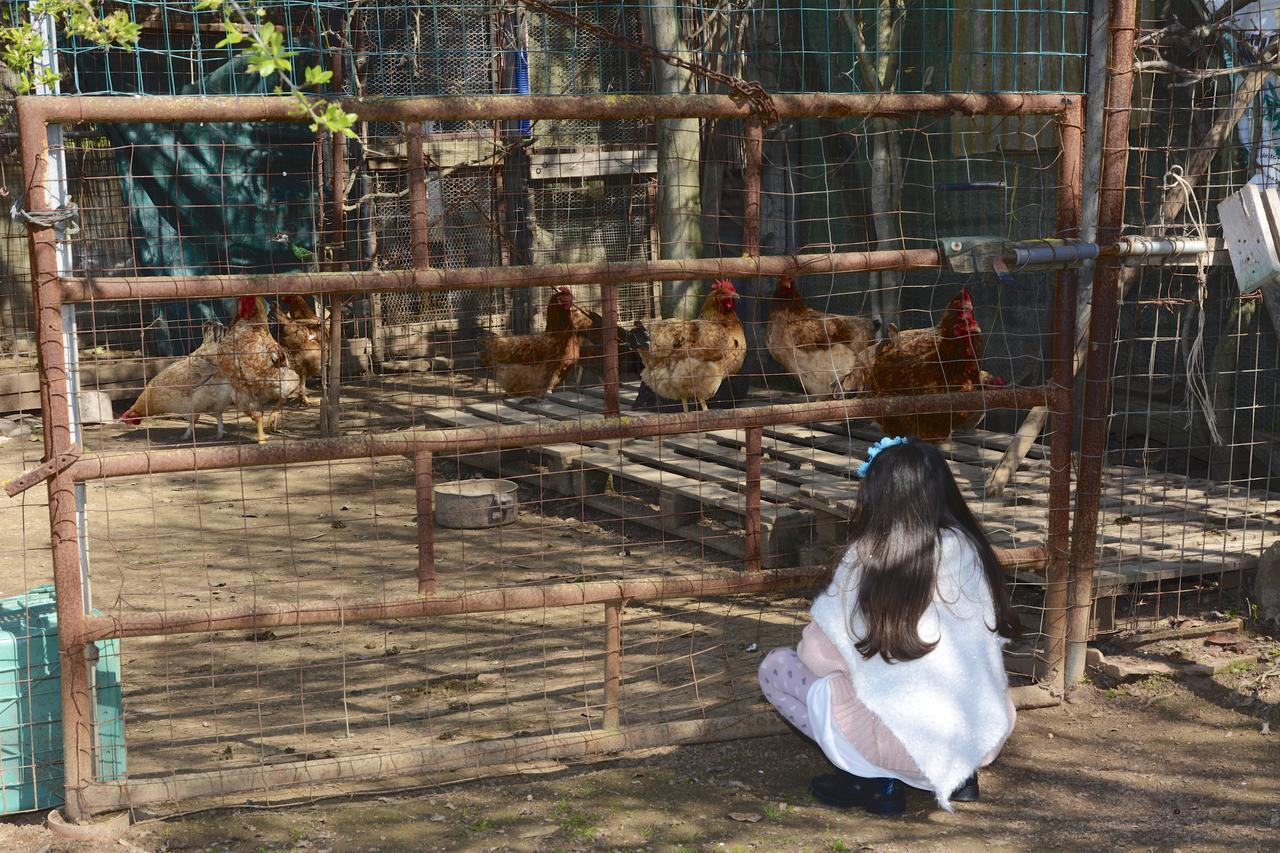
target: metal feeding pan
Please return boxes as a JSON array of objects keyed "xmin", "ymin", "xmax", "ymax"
[{"xmin": 433, "ymin": 479, "xmax": 519, "ymax": 529}]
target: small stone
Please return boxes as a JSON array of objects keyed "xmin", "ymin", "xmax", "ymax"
[{"xmin": 728, "ymin": 812, "xmax": 761, "ymax": 823}]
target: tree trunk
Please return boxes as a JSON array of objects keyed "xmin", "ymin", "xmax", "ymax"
[
  {"xmin": 868, "ymin": 117, "xmax": 904, "ymax": 325},
  {"xmin": 647, "ymin": 0, "xmax": 703, "ymax": 319}
]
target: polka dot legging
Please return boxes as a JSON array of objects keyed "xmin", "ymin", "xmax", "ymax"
[{"xmin": 758, "ymin": 647, "xmax": 816, "ymax": 740}]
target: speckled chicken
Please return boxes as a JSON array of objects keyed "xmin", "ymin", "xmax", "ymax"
[
  {"xmin": 832, "ymin": 287, "xmax": 1005, "ymax": 442},
  {"xmin": 275, "ymin": 295, "xmax": 325, "ymax": 405},
  {"xmin": 766, "ymin": 275, "xmax": 881, "ymax": 398},
  {"xmin": 626, "ymin": 280, "xmax": 746, "ymax": 412},
  {"xmin": 216, "ymin": 296, "xmax": 303, "ymax": 443},
  {"xmin": 120, "ymin": 323, "xmax": 234, "ymax": 440}
]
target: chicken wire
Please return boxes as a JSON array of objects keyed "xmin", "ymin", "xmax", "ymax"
[
  {"xmin": 0, "ymin": 106, "xmax": 1083, "ymax": 816},
  {"xmin": 1079, "ymin": 0, "xmax": 1280, "ymax": 632},
  {"xmin": 0, "ymin": 0, "xmax": 1111, "ymax": 819}
]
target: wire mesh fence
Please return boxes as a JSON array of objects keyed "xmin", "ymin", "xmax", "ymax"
[
  {"xmin": 25, "ymin": 0, "xmax": 1280, "ymax": 822},
  {"xmin": 0, "ymin": 84, "xmax": 1078, "ymax": 815},
  {"xmin": 1088, "ymin": 0, "xmax": 1280, "ymax": 631}
]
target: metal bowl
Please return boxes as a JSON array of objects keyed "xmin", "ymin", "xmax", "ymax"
[{"xmin": 432, "ymin": 479, "xmax": 519, "ymax": 529}]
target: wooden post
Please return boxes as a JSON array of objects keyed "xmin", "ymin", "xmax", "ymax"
[
  {"xmin": 415, "ymin": 450, "xmax": 436, "ymax": 596},
  {"xmin": 603, "ymin": 600, "xmax": 622, "ymax": 729}
]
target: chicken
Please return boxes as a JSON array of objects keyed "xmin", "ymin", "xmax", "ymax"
[
  {"xmin": 765, "ymin": 275, "xmax": 880, "ymax": 398},
  {"xmin": 626, "ymin": 280, "xmax": 746, "ymax": 412},
  {"xmin": 569, "ymin": 302, "xmax": 641, "ymax": 383},
  {"xmin": 832, "ymin": 287, "xmax": 1005, "ymax": 442},
  {"xmin": 477, "ymin": 286, "xmax": 581, "ymax": 399},
  {"xmin": 275, "ymin": 295, "xmax": 325, "ymax": 405},
  {"xmin": 217, "ymin": 296, "xmax": 304, "ymax": 443},
  {"xmin": 120, "ymin": 322, "xmax": 234, "ymax": 440}
]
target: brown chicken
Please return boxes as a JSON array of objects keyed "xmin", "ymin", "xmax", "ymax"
[
  {"xmin": 217, "ymin": 296, "xmax": 303, "ymax": 443},
  {"xmin": 832, "ymin": 287, "xmax": 1005, "ymax": 442},
  {"xmin": 568, "ymin": 302, "xmax": 641, "ymax": 383},
  {"xmin": 120, "ymin": 323, "xmax": 235, "ymax": 440},
  {"xmin": 765, "ymin": 275, "xmax": 881, "ymax": 398},
  {"xmin": 626, "ymin": 280, "xmax": 746, "ymax": 412},
  {"xmin": 477, "ymin": 287, "xmax": 581, "ymax": 399},
  {"xmin": 275, "ymin": 295, "xmax": 325, "ymax": 405}
]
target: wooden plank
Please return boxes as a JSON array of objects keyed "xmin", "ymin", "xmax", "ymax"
[
  {"xmin": 1, "ymin": 356, "xmax": 186, "ymax": 413},
  {"xmin": 568, "ymin": 448, "xmax": 811, "ymax": 568},
  {"xmin": 530, "ymin": 147, "xmax": 657, "ymax": 180}
]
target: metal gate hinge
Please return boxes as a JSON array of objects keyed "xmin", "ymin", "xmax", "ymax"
[{"xmin": 4, "ymin": 445, "xmax": 83, "ymax": 498}]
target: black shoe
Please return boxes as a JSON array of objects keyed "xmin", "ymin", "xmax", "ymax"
[
  {"xmin": 950, "ymin": 773, "xmax": 980, "ymax": 803},
  {"xmin": 809, "ymin": 770, "xmax": 906, "ymax": 816}
]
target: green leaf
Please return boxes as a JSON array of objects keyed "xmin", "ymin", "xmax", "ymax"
[
  {"xmin": 215, "ymin": 20, "xmax": 244, "ymax": 50},
  {"xmin": 303, "ymin": 65, "xmax": 333, "ymax": 87}
]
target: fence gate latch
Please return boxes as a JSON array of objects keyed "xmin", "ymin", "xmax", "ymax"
[{"xmin": 4, "ymin": 445, "xmax": 83, "ymax": 498}]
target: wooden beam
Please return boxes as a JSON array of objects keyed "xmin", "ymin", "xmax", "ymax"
[{"xmin": 529, "ymin": 147, "xmax": 657, "ymax": 180}]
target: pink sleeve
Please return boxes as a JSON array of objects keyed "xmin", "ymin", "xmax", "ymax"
[{"xmin": 796, "ymin": 621, "xmax": 848, "ymax": 678}]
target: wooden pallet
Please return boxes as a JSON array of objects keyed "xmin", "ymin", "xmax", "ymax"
[{"xmin": 419, "ymin": 383, "xmax": 1277, "ymax": 603}]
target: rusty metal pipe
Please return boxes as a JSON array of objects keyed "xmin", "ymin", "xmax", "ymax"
[
  {"xmin": 59, "ymin": 249, "xmax": 943, "ymax": 304},
  {"xmin": 16, "ymin": 96, "xmax": 94, "ymax": 823},
  {"xmin": 79, "ymin": 547, "xmax": 1046, "ymax": 644},
  {"xmin": 1041, "ymin": 98, "xmax": 1084, "ymax": 687},
  {"xmin": 603, "ymin": 600, "xmax": 622, "ymax": 729},
  {"xmin": 404, "ymin": 122, "xmax": 433, "ymax": 270},
  {"xmin": 743, "ymin": 427, "xmax": 763, "ymax": 573},
  {"xmin": 20, "ymin": 93, "xmax": 1080, "ymax": 127},
  {"xmin": 601, "ymin": 282, "xmax": 621, "ymax": 417},
  {"xmin": 1066, "ymin": 0, "xmax": 1140, "ymax": 686},
  {"xmin": 743, "ymin": 121, "xmax": 763, "ymax": 258},
  {"xmin": 414, "ymin": 450, "xmax": 436, "ymax": 596},
  {"xmin": 72, "ymin": 385, "xmax": 1050, "ymax": 483},
  {"xmin": 83, "ymin": 570, "xmax": 816, "ymax": 642}
]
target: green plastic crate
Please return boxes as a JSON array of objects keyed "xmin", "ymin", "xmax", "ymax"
[{"xmin": 0, "ymin": 584, "xmax": 126, "ymax": 814}]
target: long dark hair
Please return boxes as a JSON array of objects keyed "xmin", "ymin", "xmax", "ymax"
[{"xmin": 841, "ymin": 440, "xmax": 1022, "ymax": 662}]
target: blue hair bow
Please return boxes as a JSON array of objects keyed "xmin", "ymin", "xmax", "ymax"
[{"xmin": 856, "ymin": 436, "xmax": 909, "ymax": 479}]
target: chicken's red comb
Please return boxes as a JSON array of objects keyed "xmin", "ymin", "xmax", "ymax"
[{"xmin": 711, "ymin": 279, "xmax": 736, "ymax": 293}]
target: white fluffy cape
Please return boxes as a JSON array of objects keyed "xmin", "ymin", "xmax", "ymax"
[{"xmin": 808, "ymin": 529, "xmax": 1014, "ymax": 810}]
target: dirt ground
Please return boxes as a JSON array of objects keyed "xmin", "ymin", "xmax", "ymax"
[{"xmin": 0, "ymin": 668, "xmax": 1276, "ymax": 852}]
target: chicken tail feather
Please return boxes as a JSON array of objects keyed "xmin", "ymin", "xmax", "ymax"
[{"xmin": 626, "ymin": 321, "xmax": 650, "ymax": 353}]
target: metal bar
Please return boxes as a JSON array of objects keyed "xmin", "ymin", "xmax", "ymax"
[
  {"xmin": 743, "ymin": 427, "xmax": 763, "ymax": 573},
  {"xmin": 69, "ymin": 385, "xmax": 1052, "ymax": 482},
  {"xmin": 79, "ymin": 713, "xmax": 788, "ymax": 815},
  {"xmin": 603, "ymin": 600, "xmax": 622, "ymax": 729},
  {"xmin": 79, "ymin": 546, "xmax": 1047, "ymax": 644},
  {"xmin": 21, "ymin": 93, "xmax": 1081, "ymax": 127},
  {"xmin": 600, "ymin": 282, "xmax": 621, "ymax": 417},
  {"xmin": 83, "ymin": 570, "xmax": 816, "ymax": 642},
  {"xmin": 1066, "ymin": 0, "xmax": 1139, "ymax": 686},
  {"xmin": 15, "ymin": 95, "xmax": 93, "ymax": 824},
  {"xmin": 58, "ymin": 248, "xmax": 943, "ymax": 303},
  {"xmin": 1039, "ymin": 99, "xmax": 1080, "ymax": 686},
  {"xmin": 320, "ymin": 69, "xmax": 347, "ymax": 437},
  {"xmin": 742, "ymin": 121, "xmax": 763, "ymax": 257},
  {"xmin": 404, "ymin": 121, "xmax": 433, "ymax": 269},
  {"xmin": 1041, "ymin": 97, "xmax": 1084, "ymax": 688},
  {"xmin": 414, "ymin": 450, "xmax": 436, "ymax": 596},
  {"xmin": 322, "ymin": 294, "xmax": 342, "ymax": 436}
]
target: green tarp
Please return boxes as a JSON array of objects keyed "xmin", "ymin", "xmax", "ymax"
[{"xmin": 105, "ymin": 57, "xmax": 317, "ymax": 356}]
